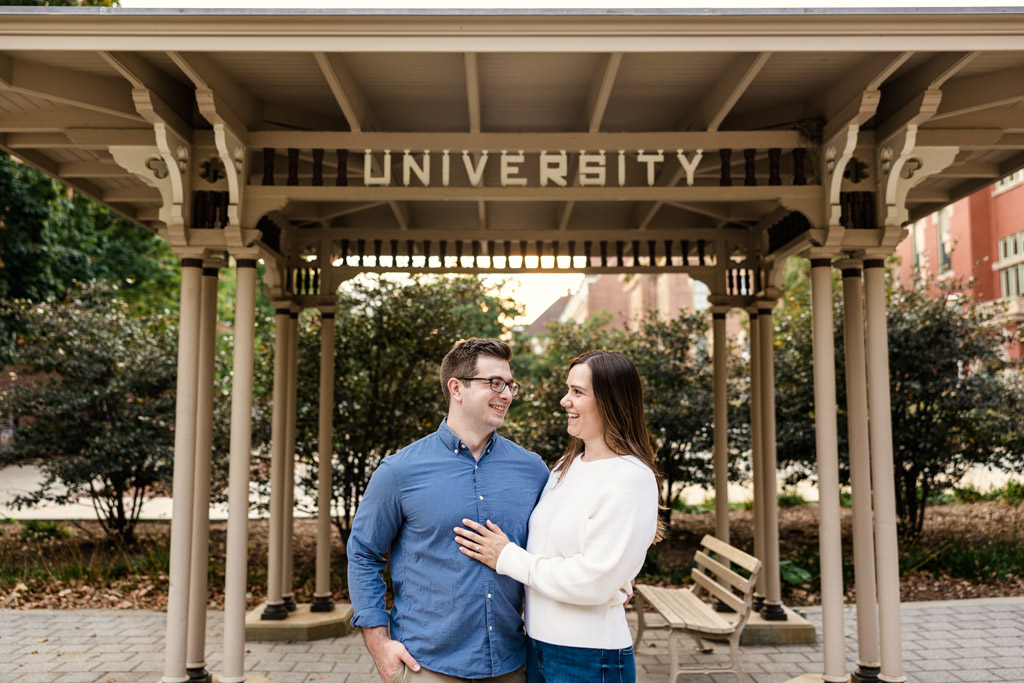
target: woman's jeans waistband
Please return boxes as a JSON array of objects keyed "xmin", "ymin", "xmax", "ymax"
[{"xmin": 526, "ymin": 637, "xmax": 636, "ymax": 683}]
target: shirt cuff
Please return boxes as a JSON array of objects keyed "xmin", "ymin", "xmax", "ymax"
[
  {"xmin": 495, "ymin": 542, "xmax": 534, "ymax": 586},
  {"xmin": 350, "ymin": 607, "xmax": 390, "ymax": 629}
]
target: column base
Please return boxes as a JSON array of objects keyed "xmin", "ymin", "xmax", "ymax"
[
  {"xmin": 282, "ymin": 594, "xmax": 297, "ymax": 612},
  {"xmin": 186, "ymin": 666, "xmax": 212, "ymax": 683},
  {"xmin": 713, "ymin": 598, "xmax": 735, "ymax": 613},
  {"xmin": 247, "ymin": 601, "xmax": 353, "ymax": 641},
  {"xmin": 752, "ymin": 594, "xmax": 765, "ymax": 612},
  {"xmin": 761, "ymin": 602, "xmax": 788, "ymax": 621},
  {"xmin": 261, "ymin": 602, "xmax": 289, "ymax": 621},
  {"xmin": 310, "ymin": 595, "xmax": 335, "ymax": 612},
  {"xmin": 852, "ymin": 665, "xmax": 881, "ymax": 683}
]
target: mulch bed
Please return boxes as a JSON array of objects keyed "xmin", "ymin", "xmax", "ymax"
[{"xmin": 2, "ymin": 502, "xmax": 1022, "ymax": 610}]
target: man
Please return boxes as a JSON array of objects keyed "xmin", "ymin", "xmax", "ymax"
[{"xmin": 348, "ymin": 338, "xmax": 550, "ymax": 683}]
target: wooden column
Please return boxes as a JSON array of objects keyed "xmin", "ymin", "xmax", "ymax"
[
  {"xmin": 711, "ymin": 307, "xmax": 730, "ymax": 543},
  {"xmin": 758, "ymin": 301, "xmax": 786, "ymax": 621},
  {"xmin": 811, "ymin": 258, "xmax": 851, "ymax": 683},
  {"xmin": 262, "ymin": 307, "xmax": 291, "ymax": 621},
  {"xmin": 221, "ymin": 259, "xmax": 258, "ymax": 682},
  {"xmin": 281, "ymin": 310, "xmax": 299, "ymax": 612},
  {"xmin": 748, "ymin": 308, "xmax": 766, "ymax": 609},
  {"xmin": 839, "ymin": 260, "xmax": 881, "ymax": 683},
  {"xmin": 312, "ymin": 308, "xmax": 338, "ymax": 612},
  {"xmin": 162, "ymin": 258, "xmax": 203, "ymax": 683},
  {"xmin": 186, "ymin": 265, "xmax": 219, "ymax": 683},
  {"xmin": 864, "ymin": 260, "xmax": 906, "ymax": 683}
]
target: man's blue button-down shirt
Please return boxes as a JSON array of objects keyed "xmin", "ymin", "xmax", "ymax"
[{"xmin": 347, "ymin": 419, "xmax": 550, "ymax": 679}]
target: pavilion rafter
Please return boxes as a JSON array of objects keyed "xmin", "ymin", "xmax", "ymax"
[
  {"xmin": 874, "ymin": 51, "xmax": 979, "ymax": 144},
  {"xmin": 313, "ymin": 51, "xmax": 409, "ymax": 230},
  {"xmin": 635, "ymin": 52, "xmax": 771, "ymax": 232},
  {"xmin": 463, "ymin": 51, "xmax": 487, "ymax": 231},
  {"xmin": 931, "ymin": 66, "xmax": 1024, "ymax": 122},
  {"xmin": 0, "ymin": 54, "xmax": 144, "ymax": 123},
  {"xmin": 557, "ymin": 51, "xmax": 622, "ymax": 232}
]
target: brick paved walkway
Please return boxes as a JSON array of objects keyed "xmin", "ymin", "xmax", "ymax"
[{"xmin": 2, "ymin": 597, "xmax": 1022, "ymax": 682}]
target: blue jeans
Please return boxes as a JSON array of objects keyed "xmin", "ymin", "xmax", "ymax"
[{"xmin": 527, "ymin": 637, "xmax": 636, "ymax": 683}]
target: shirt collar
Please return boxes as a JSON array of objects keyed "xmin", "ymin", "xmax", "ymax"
[{"xmin": 437, "ymin": 418, "xmax": 498, "ymax": 458}]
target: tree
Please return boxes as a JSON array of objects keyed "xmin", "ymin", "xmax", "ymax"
[
  {"xmin": 0, "ymin": 153, "xmax": 179, "ymax": 359},
  {"xmin": 774, "ymin": 260, "xmax": 1024, "ymax": 537},
  {"xmin": 0, "ymin": 286, "xmax": 177, "ymax": 543},
  {"xmin": 281, "ymin": 275, "xmax": 521, "ymax": 542},
  {"xmin": 509, "ymin": 310, "xmax": 750, "ymax": 523}
]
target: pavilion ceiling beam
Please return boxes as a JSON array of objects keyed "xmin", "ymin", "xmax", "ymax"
[
  {"xmin": 314, "ymin": 52, "xmax": 382, "ymax": 133},
  {"xmin": 819, "ymin": 52, "xmax": 912, "ymax": 141},
  {"xmin": 559, "ymin": 52, "xmax": 623, "ymax": 232},
  {"xmin": 247, "ymin": 184, "xmax": 820, "ymax": 204},
  {"xmin": 103, "ymin": 186, "xmax": 163, "ymax": 204},
  {"xmin": 931, "ymin": 66, "xmax": 1024, "ymax": 122},
  {"xmin": 5, "ymin": 129, "xmax": 155, "ymax": 149},
  {"xmin": 908, "ymin": 150, "xmax": 1024, "ymax": 222},
  {"xmin": 59, "ymin": 160, "xmax": 130, "ymax": 179},
  {"xmin": 0, "ymin": 54, "xmax": 143, "ymax": 123},
  {"xmin": 874, "ymin": 52, "xmax": 979, "ymax": 144},
  {"xmin": 663, "ymin": 202, "xmax": 756, "ymax": 229},
  {"xmin": 248, "ymin": 130, "xmax": 807, "ymax": 150},
  {"xmin": 314, "ymin": 51, "xmax": 407, "ymax": 229},
  {"xmin": 635, "ymin": 52, "xmax": 770, "ymax": 232},
  {"xmin": 99, "ymin": 51, "xmax": 194, "ymax": 128},
  {"xmin": 905, "ymin": 187, "xmax": 951, "ymax": 204},
  {"xmin": 281, "ymin": 200, "xmax": 387, "ymax": 222},
  {"xmin": 678, "ymin": 52, "xmax": 772, "ymax": 133},
  {"xmin": 168, "ymin": 51, "xmax": 260, "ymax": 134},
  {"xmin": 939, "ymin": 161, "xmax": 1002, "ymax": 179},
  {"xmin": 464, "ymin": 52, "xmax": 487, "ymax": 230},
  {"xmin": 0, "ymin": 107, "xmax": 142, "ymax": 132}
]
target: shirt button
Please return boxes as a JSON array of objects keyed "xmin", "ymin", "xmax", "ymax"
[
  {"xmin": 487, "ymin": 593, "xmax": 492, "ymax": 599},
  {"xmin": 479, "ymin": 495, "xmax": 484, "ymax": 500},
  {"xmin": 489, "ymin": 626, "xmax": 493, "ymax": 631},
  {"xmin": 453, "ymin": 449, "xmax": 458, "ymax": 454}
]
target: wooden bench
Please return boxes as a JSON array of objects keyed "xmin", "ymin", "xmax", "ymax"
[{"xmin": 633, "ymin": 535, "xmax": 762, "ymax": 683}]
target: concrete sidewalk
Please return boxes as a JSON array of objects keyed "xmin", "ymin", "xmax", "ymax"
[{"xmin": 3, "ymin": 597, "xmax": 1023, "ymax": 682}]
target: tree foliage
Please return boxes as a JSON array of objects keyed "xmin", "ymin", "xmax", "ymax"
[
  {"xmin": 0, "ymin": 153, "xmax": 179, "ymax": 359},
  {"xmin": 508, "ymin": 310, "xmax": 750, "ymax": 522},
  {"xmin": 279, "ymin": 275, "xmax": 521, "ymax": 542},
  {"xmin": 774, "ymin": 259, "xmax": 1024, "ymax": 537},
  {"xmin": 0, "ymin": 286, "xmax": 176, "ymax": 543}
]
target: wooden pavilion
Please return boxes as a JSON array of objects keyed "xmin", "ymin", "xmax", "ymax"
[{"xmin": 2, "ymin": 7, "xmax": 1023, "ymax": 683}]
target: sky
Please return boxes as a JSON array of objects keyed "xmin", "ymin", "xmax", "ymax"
[{"xmin": 113, "ymin": 0, "xmax": 1021, "ymax": 320}]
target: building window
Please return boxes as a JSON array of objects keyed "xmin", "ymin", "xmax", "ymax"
[
  {"xmin": 936, "ymin": 208, "xmax": 952, "ymax": 273},
  {"xmin": 997, "ymin": 231, "xmax": 1024, "ymax": 299},
  {"xmin": 994, "ymin": 169, "xmax": 1024, "ymax": 195}
]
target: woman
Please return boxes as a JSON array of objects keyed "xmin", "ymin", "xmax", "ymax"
[{"xmin": 454, "ymin": 350, "xmax": 662, "ymax": 683}]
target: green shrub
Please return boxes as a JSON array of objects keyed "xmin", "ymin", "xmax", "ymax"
[
  {"xmin": 777, "ymin": 490, "xmax": 809, "ymax": 508},
  {"xmin": 1001, "ymin": 480, "xmax": 1024, "ymax": 506},
  {"xmin": 18, "ymin": 520, "xmax": 69, "ymax": 543},
  {"xmin": 779, "ymin": 559, "xmax": 813, "ymax": 586}
]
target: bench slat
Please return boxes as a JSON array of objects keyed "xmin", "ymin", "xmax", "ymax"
[
  {"xmin": 635, "ymin": 584, "xmax": 735, "ymax": 634},
  {"xmin": 695, "ymin": 550, "xmax": 757, "ymax": 594},
  {"xmin": 691, "ymin": 569, "xmax": 746, "ymax": 614},
  {"xmin": 701, "ymin": 534, "xmax": 761, "ymax": 574}
]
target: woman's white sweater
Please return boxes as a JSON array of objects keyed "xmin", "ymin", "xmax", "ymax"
[{"xmin": 495, "ymin": 454, "xmax": 659, "ymax": 650}]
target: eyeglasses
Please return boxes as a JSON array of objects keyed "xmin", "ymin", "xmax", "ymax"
[{"xmin": 457, "ymin": 377, "xmax": 522, "ymax": 397}]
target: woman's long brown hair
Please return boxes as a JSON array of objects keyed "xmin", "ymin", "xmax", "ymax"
[{"xmin": 552, "ymin": 350, "xmax": 666, "ymax": 541}]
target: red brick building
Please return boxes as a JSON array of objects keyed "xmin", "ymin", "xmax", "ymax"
[{"xmin": 895, "ymin": 171, "xmax": 1024, "ymax": 358}]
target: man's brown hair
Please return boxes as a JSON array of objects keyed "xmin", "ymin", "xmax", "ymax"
[{"xmin": 440, "ymin": 338, "xmax": 513, "ymax": 404}]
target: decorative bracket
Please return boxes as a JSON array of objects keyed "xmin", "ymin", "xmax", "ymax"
[{"xmin": 877, "ymin": 127, "xmax": 958, "ymax": 230}]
